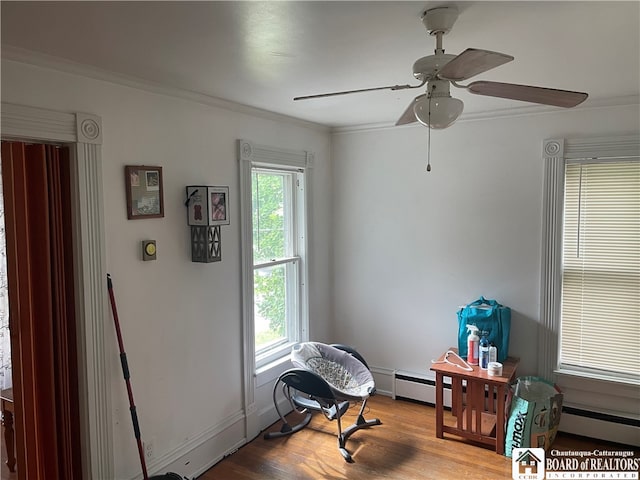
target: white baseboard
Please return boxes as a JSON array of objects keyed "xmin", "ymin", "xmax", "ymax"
[
  {"xmin": 370, "ymin": 366, "xmax": 394, "ymax": 396},
  {"xmin": 258, "ymin": 395, "xmax": 294, "ymax": 432},
  {"xmin": 129, "ymin": 410, "xmax": 246, "ymax": 480}
]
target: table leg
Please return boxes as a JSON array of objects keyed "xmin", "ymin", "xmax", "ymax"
[
  {"xmin": 435, "ymin": 373, "xmax": 443, "ymax": 439},
  {"xmin": 2, "ymin": 408, "xmax": 15, "ymax": 472},
  {"xmin": 451, "ymin": 378, "xmax": 460, "ymax": 430},
  {"xmin": 451, "ymin": 378, "xmax": 460, "ymax": 417},
  {"xmin": 496, "ymin": 385, "xmax": 506, "ymax": 455}
]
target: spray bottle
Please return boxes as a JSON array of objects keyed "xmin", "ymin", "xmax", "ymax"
[{"xmin": 466, "ymin": 325, "xmax": 480, "ymax": 366}]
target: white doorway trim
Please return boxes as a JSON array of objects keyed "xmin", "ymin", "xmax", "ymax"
[{"xmin": 1, "ymin": 102, "xmax": 112, "ymax": 478}]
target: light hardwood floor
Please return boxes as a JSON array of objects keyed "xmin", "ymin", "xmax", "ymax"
[{"xmin": 199, "ymin": 395, "xmax": 633, "ymax": 480}]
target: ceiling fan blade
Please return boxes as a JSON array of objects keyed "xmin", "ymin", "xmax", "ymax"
[
  {"xmin": 438, "ymin": 48, "xmax": 514, "ymax": 82},
  {"xmin": 395, "ymin": 94, "xmax": 426, "ymax": 126},
  {"xmin": 294, "ymin": 79, "xmax": 427, "ymax": 101},
  {"xmin": 465, "ymin": 81, "xmax": 588, "ymax": 107}
]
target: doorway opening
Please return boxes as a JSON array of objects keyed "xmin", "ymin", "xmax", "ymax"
[{"xmin": 0, "ymin": 141, "xmax": 82, "ymax": 480}]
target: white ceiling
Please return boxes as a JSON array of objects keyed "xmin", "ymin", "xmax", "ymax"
[{"xmin": 1, "ymin": 1, "xmax": 639, "ymax": 128}]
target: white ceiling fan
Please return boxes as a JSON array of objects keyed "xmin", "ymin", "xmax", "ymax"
[{"xmin": 294, "ymin": 6, "xmax": 588, "ymax": 130}]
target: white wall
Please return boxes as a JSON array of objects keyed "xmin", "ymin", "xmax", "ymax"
[
  {"xmin": 1, "ymin": 59, "xmax": 333, "ymax": 479},
  {"xmin": 331, "ymin": 104, "xmax": 640, "ymax": 381}
]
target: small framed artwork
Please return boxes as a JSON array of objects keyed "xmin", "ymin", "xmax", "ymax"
[
  {"xmin": 125, "ymin": 165, "xmax": 164, "ymax": 219},
  {"xmin": 208, "ymin": 186, "xmax": 230, "ymax": 226}
]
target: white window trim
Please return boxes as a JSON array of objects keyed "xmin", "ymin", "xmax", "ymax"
[
  {"xmin": 539, "ymin": 134, "xmax": 640, "ymax": 418},
  {"xmin": 237, "ymin": 139, "xmax": 312, "ymax": 440}
]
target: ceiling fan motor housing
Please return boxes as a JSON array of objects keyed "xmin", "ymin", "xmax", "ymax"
[
  {"xmin": 422, "ymin": 7, "xmax": 459, "ymax": 35},
  {"xmin": 412, "ymin": 54, "xmax": 456, "ymax": 81},
  {"xmin": 427, "ymin": 80, "xmax": 453, "ymax": 98}
]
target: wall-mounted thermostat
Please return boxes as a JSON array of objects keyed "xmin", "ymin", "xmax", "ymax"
[{"xmin": 142, "ymin": 240, "xmax": 157, "ymax": 261}]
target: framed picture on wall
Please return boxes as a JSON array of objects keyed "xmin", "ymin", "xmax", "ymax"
[
  {"xmin": 208, "ymin": 186, "xmax": 230, "ymax": 226},
  {"xmin": 125, "ymin": 165, "xmax": 164, "ymax": 219}
]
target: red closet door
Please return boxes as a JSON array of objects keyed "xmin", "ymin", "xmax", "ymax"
[{"xmin": 1, "ymin": 141, "xmax": 81, "ymax": 480}]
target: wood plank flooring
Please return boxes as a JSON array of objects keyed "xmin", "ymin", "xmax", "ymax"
[{"xmin": 199, "ymin": 395, "xmax": 633, "ymax": 480}]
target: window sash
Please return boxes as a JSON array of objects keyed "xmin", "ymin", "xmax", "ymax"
[
  {"xmin": 254, "ymin": 258, "xmax": 300, "ymax": 364},
  {"xmin": 252, "ymin": 170, "xmax": 295, "ymax": 264},
  {"xmin": 560, "ymin": 160, "xmax": 640, "ymax": 380}
]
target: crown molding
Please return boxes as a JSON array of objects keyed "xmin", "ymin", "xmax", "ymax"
[
  {"xmin": 3, "ymin": 45, "xmax": 637, "ymax": 137},
  {"xmin": 1, "ymin": 45, "xmax": 330, "ymax": 133},
  {"xmin": 331, "ymin": 94, "xmax": 640, "ymax": 135}
]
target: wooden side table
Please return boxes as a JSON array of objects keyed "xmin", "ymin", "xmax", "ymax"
[
  {"xmin": 1, "ymin": 388, "xmax": 15, "ymax": 472},
  {"xmin": 430, "ymin": 348, "xmax": 519, "ymax": 455}
]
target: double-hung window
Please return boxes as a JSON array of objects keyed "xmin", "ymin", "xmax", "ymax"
[
  {"xmin": 252, "ymin": 168, "xmax": 305, "ymax": 365},
  {"xmin": 539, "ymin": 136, "xmax": 640, "ymax": 418},
  {"xmin": 239, "ymin": 140, "xmax": 310, "ymax": 371}
]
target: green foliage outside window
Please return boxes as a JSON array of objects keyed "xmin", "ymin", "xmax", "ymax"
[{"xmin": 252, "ymin": 172, "xmax": 287, "ymax": 347}]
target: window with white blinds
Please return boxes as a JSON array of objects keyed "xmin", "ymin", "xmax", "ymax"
[{"xmin": 560, "ymin": 159, "xmax": 640, "ymax": 379}]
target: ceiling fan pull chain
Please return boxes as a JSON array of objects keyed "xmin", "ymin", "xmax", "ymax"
[{"xmin": 426, "ymin": 127, "xmax": 432, "ymax": 172}]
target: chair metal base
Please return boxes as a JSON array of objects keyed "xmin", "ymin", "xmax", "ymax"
[
  {"xmin": 263, "ymin": 368, "xmax": 381, "ymax": 462},
  {"xmin": 264, "ymin": 411, "xmax": 312, "ymax": 439}
]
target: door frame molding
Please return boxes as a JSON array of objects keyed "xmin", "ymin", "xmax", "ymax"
[{"xmin": 1, "ymin": 102, "xmax": 112, "ymax": 478}]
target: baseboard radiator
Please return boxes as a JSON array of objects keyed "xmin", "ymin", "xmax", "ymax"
[
  {"xmin": 392, "ymin": 370, "xmax": 639, "ymax": 446},
  {"xmin": 392, "ymin": 370, "xmax": 452, "ymax": 408},
  {"xmin": 560, "ymin": 408, "xmax": 640, "ymax": 446}
]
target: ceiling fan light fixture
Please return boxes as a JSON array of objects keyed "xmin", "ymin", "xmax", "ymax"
[{"xmin": 413, "ymin": 94, "xmax": 463, "ymax": 129}]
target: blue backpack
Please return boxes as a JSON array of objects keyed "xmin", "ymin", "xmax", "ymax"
[{"xmin": 457, "ymin": 296, "xmax": 511, "ymax": 362}]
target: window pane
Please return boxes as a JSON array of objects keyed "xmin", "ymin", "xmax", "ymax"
[
  {"xmin": 252, "ymin": 172, "xmax": 289, "ymax": 263},
  {"xmin": 254, "ymin": 264, "xmax": 288, "ymax": 351}
]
